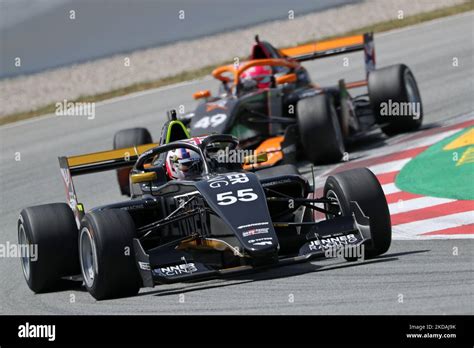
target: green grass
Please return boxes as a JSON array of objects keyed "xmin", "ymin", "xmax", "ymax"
[{"xmin": 1, "ymin": 0, "xmax": 472, "ymax": 126}]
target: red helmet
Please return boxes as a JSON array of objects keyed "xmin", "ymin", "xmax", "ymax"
[{"xmin": 240, "ymin": 65, "xmax": 273, "ymax": 89}]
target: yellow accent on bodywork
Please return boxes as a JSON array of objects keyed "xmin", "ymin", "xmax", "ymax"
[
  {"xmin": 130, "ymin": 171, "xmax": 158, "ymax": 184},
  {"xmin": 67, "ymin": 143, "xmax": 159, "ymax": 168},
  {"xmin": 165, "ymin": 120, "xmax": 190, "ymax": 144}
]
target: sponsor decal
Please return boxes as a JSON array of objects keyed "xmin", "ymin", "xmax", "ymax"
[
  {"xmin": 18, "ymin": 322, "xmax": 55, "ymax": 342},
  {"xmin": 124, "ymin": 204, "xmax": 145, "ymax": 210},
  {"xmin": 60, "ymin": 166, "xmax": 80, "ymax": 226},
  {"xmin": 253, "ymin": 241, "xmax": 272, "ymax": 246},
  {"xmin": 238, "ymin": 222, "xmax": 269, "ymax": 230},
  {"xmin": 208, "ymin": 173, "xmax": 249, "ymax": 189},
  {"xmin": 308, "ymin": 234, "xmax": 359, "ymax": 251},
  {"xmin": 140, "ymin": 149, "xmax": 154, "ymax": 157},
  {"xmin": 248, "ymin": 237, "xmax": 273, "ymax": 245},
  {"xmin": 60, "ymin": 167, "xmax": 71, "ymax": 186},
  {"xmin": 261, "ymin": 178, "xmax": 292, "ymax": 187},
  {"xmin": 159, "ymin": 263, "xmax": 197, "ymax": 276},
  {"xmin": 242, "ymin": 228, "xmax": 269, "ymax": 237},
  {"xmin": 138, "ymin": 261, "xmax": 150, "ymax": 271},
  {"xmin": 206, "ymin": 99, "xmax": 228, "ymax": 112}
]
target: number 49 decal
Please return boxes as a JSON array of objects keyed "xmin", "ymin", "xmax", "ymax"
[
  {"xmin": 193, "ymin": 114, "xmax": 227, "ymax": 128},
  {"xmin": 217, "ymin": 189, "xmax": 258, "ymax": 206}
]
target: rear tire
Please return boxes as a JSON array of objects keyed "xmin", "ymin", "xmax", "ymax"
[
  {"xmin": 368, "ymin": 64, "xmax": 423, "ymax": 135},
  {"xmin": 323, "ymin": 168, "xmax": 391, "ymax": 259},
  {"xmin": 18, "ymin": 203, "xmax": 79, "ymax": 293},
  {"xmin": 79, "ymin": 209, "xmax": 141, "ymax": 300},
  {"xmin": 297, "ymin": 94, "xmax": 345, "ymax": 164},
  {"xmin": 113, "ymin": 128, "xmax": 152, "ymax": 196}
]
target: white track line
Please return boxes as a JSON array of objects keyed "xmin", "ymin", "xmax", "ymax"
[
  {"xmin": 392, "ymin": 211, "xmax": 474, "ymax": 240},
  {"xmin": 388, "ymin": 196, "xmax": 455, "ymax": 215},
  {"xmin": 368, "ymin": 158, "xmax": 411, "ymax": 175},
  {"xmin": 381, "ymin": 183, "xmax": 400, "ymax": 195},
  {"xmin": 344, "ymin": 126, "xmax": 468, "ymax": 169},
  {"xmin": 405, "ymin": 129, "xmax": 464, "ymax": 148},
  {"xmin": 359, "ymin": 128, "xmax": 462, "ymax": 175}
]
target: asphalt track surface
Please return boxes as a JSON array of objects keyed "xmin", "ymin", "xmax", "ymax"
[{"xmin": 0, "ymin": 13, "xmax": 473, "ymax": 314}]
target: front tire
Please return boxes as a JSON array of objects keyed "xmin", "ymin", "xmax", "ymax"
[
  {"xmin": 323, "ymin": 168, "xmax": 391, "ymax": 259},
  {"xmin": 113, "ymin": 128, "xmax": 152, "ymax": 196},
  {"xmin": 18, "ymin": 203, "xmax": 79, "ymax": 293},
  {"xmin": 79, "ymin": 209, "xmax": 141, "ymax": 300},
  {"xmin": 297, "ymin": 94, "xmax": 345, "ymax": 164},
  {"xmin": 369, "ymin": 64, "xmax": 423, "ymax": 135}
]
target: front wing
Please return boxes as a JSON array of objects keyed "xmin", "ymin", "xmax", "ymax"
[{"xmin": 133, "ymin": 202, "xmax": 372, "ymax": 286}]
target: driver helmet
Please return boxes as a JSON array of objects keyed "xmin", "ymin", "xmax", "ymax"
[
  {"xmin": 165, "ymin": 147, "xmax": 202, "ymax": 180},
  {"xmin": 240, "ymin": 65, "xmax": 273, "ymax": 89}
]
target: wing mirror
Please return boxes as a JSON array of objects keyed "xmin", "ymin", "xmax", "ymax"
[
  {"xmin": 193, "ymin": 90, "xmax": 211, "ymax": 100},
  {"xmin": 275, "ymin": 73, "xmax": 297, "ymax": 85},
  {"xmin": 130, "ymin": 171, "xmax": 157, "ymax": 184},
  {"xmin": 243, "ymin": 152, "xmax": 268, "ymax": 165}
]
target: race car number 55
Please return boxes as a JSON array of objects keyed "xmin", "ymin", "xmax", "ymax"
[{"xmin": 217, "ymin": 189, "xmax": 258, "ymax": 205}]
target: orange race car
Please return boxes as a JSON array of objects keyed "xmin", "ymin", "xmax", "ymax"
[{"xmin": 114, "ymin": 32, "xmax": 423, "ymax": 194}]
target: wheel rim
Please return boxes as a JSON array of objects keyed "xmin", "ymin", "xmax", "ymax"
[
  {"xmin": 18, "ymin": 224, "xmax": 30, "ymax": 281},
  {"xmin": 404, "ymin": 70, "xmax": 421, "ymax": 118},
  {"xmin": 325, "ymin": 190, "xmax": 343, "ymax": 219},
  {"xmin": 79, "ymin": 227, "xmax": 98, "ymax": 288}
]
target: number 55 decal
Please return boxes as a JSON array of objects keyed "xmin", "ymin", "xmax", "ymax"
[{"xmin": 217, "ymin": 189, "xmax": 258, "ymax": 206}]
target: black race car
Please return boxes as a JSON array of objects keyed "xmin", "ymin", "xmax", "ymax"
[
  {"xmin": 114, "ymin": 32, "xmax": 422, "ymax": 177},
  {"xmin": 18, "ymin": 119, "xmax": 391, "ymax": 300}
]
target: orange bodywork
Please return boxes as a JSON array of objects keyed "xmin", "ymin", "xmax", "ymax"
[
  {"xmin": 279, "ymin": 35, "xmax": 364, "ymax": 58},
  {"xmin": 345, "ymin": 79, "xmax": 368, "ymax": 89},
  {"xmin": 193, "ymin": 89, "xmax": 211, "ymax": 100},
  {"xmin": 243, "ymin": 136, "xmax": 284, "ymax": 170}
]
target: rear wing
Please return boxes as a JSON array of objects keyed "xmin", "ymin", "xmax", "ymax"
[
  {"xmin": 280, "ymin": 32, "xmax": 375, "ymax": 77},
  {"xmin": 58, "ymin": 143, "xmax": 158, "ymax": 227},
  {"xmin": 60, "ymin": 143, "xmax": 158, "ymax": 176}
]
